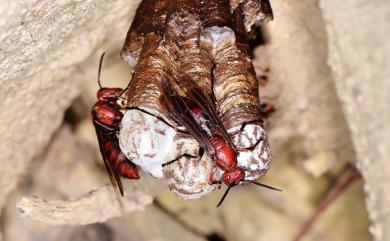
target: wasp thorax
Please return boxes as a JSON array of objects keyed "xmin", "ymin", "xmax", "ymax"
[{"xmin": 211, "ymin": 138, "xmax": 237, "ymax": 170}]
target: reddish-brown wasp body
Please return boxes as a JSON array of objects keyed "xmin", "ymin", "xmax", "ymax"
[
  {"xmin": 160, "ymin": 75, "xmax": 245, "ymax": 187},
  {"xmin": 160, "ymin": 74, "xmax": 281, "ymax": 207},
  {"xmin": 92, "ymin": 53, "xmax": 139, "ymax": 196},
  {"xmin": 190, "ymin": 106, "xmax": 237, "ymax": 171},
  {"xmin": 210, "ymin": 137, "xmax": 237, "ymax": 170}
]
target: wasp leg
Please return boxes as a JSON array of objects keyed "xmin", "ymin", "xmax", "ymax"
[
  {"xmin": 235, "ymin": 136, "xmax": 265, "ymax": 152},
  {"xmin": 162, "ymin": 153, "xmax": 198, "ymax": 167},
  {"xmin": 229, "ymin": 119, "xmax": 264, "ymax": 137},
  {"xmin": 126, "ymin": 106, "xmax": 191, "ymax": 136}
]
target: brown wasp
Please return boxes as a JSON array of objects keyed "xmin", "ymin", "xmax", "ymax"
[
  {"xmin": 160, "ymin": 74, "xmax": 281, "ymax": 206},
  {"xmin": 91, "ymin": 53, "xmax": 139, "ymax": 196}
]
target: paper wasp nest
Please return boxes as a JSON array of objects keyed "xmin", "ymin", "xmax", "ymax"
[{"xmin": 119, "ymin": 0, "xmax": 273, "ymax": 199}]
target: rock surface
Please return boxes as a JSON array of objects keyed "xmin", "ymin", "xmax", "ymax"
[
  {"xmin": 3, "ymin": 126, "xmax": 201, "ymax": 241},
  {"xmin": 0, "ymin": 0, "xmax": 388, "ymax": 240},
  {"xmin": 319, "ymin": 0, "xmax": 390, "ymax": 240},
  {"xmin": 0, "ymin": 0, "xmax": 141, "ymax": 216},
  {"xmin": 14, "ymin": 126, "xmax": 164, "ymax": 225}
]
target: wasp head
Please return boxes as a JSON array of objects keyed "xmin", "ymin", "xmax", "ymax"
[{"xmin": 221, "ymin": 166, "xmax": 245, "ymax": 186}]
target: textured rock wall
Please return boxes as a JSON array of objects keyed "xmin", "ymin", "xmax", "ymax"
[
  {"xmin": 0, "ymin": 0, "xmax": 388, "ymax": 240},
  {"xmin": 0, "ymin": 0, "xmax": 140, "ymax": 214},
  {"xmin": 319, "ymin": 0, "xmax": 390, "ymax": 240}
]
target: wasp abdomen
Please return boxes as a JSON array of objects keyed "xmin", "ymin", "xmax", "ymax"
[{"xmin": 104, "ymin": 140, "xmax": 139, "ymax": 179}]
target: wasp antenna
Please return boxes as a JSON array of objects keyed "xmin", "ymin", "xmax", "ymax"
[
  {"xmin": 97, "ymin": 52, "xmax": 106, "ymax": 89},
  {"xmin": 250, "ymin": 181, "xmax": 282, "ymax": 192},
  {"xmin": 118, "ymin": 72, "xmax": 134, "ymax": 97},
  {"xmin": 216, "ymin": 185, "xmax": 233, "ymax": 207}
]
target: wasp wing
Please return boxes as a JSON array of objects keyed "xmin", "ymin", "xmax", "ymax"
[
  {"xmin": 93, "ymin": 119, "xmax": 124, "ymax": 196},
  {"xmin": 161, "ymin": 77, "xmax": 215, "ymax": 155},
  {"xmin": 176, "ymin": 74, "xmax": 234, "ymax": 147}
]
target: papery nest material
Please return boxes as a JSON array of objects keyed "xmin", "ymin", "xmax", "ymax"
[
  {"xmin": 120, "ymin": 0, "xmax": 274, "ymax": 198},
  {"xmin": 17, "ymin": 0, "xmax": 276, "ymax": 225}
]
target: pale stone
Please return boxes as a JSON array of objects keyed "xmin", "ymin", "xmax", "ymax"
[
  {"xmin": 0, "ymin": 0, "xmax": 141, "ymax": 220},
  {"xmin": 319, "ymin": 0, "xmax": 390, "ymax": 239}
]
